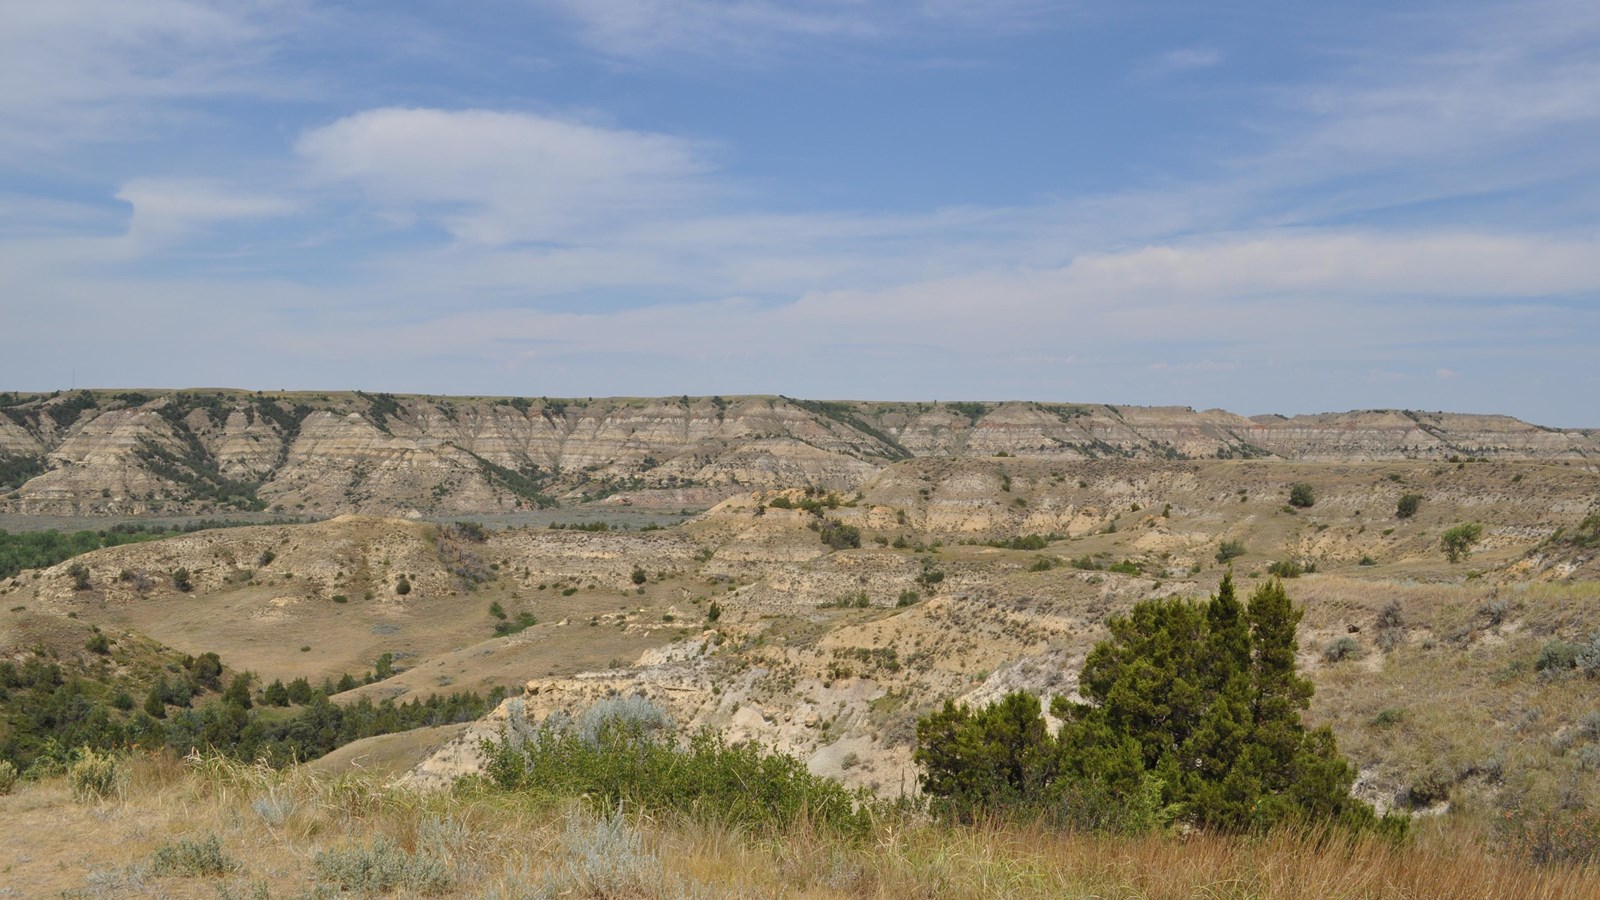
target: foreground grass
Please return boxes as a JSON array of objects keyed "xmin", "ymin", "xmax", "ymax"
[{"xmin": 4, "ymin": 752, "xmax": 1600, "ymax": 898}]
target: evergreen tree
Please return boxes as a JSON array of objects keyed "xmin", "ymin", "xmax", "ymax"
[
  {"xmin": 143, "ymin": 684, "xmax": 166, "ymax": 719},
  {"xmin": 263, "ymin": 678, "xmax": 290, "ymax": 707},
  {"xmin": 917, "ymin": 576, "xmax": 1390, "ymax": 834},
  {"xmin": 223, "ymin": 673, "xmax": 253, "ymax": 709}
]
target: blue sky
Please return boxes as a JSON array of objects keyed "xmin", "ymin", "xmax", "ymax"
[{"xmin": 1, "ymin": 1, "xmax": 1597, "ymax": 425}]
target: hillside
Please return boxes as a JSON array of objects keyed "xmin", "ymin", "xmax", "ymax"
[
  {"xmin": 1, "ymin": 389, "xmax": 1595, "ymax": 518},
  {"xmin": 6, "ymin": 456, "xmax": 1597, "ymax": 826}
]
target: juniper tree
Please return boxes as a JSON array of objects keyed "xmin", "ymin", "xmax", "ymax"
[{"xmin": 916, "ymin": 575, "xmax": 1388, "ymax": 834}]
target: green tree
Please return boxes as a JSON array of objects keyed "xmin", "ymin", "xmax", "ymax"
[
  {"xmin": 263, "ymin": 678, "xmax": 290, "ymax": 707},
  {"xmin": 1441, "ymin": 523, "xmax": 1483, "ymax": 563},
  {"xmin": 916, "ymin": 576, "xmax": 1388, "ymax": 834},
  {"xmin": 223, "ymin": 673, "xmax": 253, "ymax": 709},
  {"xmin": 286, "ymin": 677, "xmax": 315, "ymax": 705},
  {"xmin": 1288, "ymin": 482, "xmax": 1316, "ymax": 508},
  {"xmin": 144, "ymin": 685, "xmax": 167, "ymax": 719},
  {"xmin": 1396, "ymin": 493, "xmax": 1422, "ymax": 519}
]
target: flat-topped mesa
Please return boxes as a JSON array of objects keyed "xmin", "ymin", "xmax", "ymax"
[{"xmin": 0, "ymin": 390, "xmax": 1593, "ymax": 516}]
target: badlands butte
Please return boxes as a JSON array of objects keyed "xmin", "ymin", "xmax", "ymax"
[
  {"xmin": 0, "ymin": 388, "xmax": 1596, "ymax": 517},
  {"xmin": 2, "ymin": 388, "xmax": 1599, "ymax": 827}
]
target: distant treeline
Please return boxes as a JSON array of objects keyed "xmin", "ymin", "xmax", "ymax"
[
  {"xmin": 0, "ymin": 519, "xmax": 306, "ymax": 580},
  {"xmin": 0, "ymin": 648, "xmax": 500, "ymax": 774}
]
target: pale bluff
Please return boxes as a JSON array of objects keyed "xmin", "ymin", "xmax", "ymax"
[{"xmin": 0, "ymin": 390, "xmax": 1593, "ymax": 517}]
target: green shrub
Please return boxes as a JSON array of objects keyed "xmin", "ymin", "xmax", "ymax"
[
  {"xmin": 1215, "ymin": 540, "xmax": 1246, "ymax": 563},
  {"xmin": 1288, "ymin": 482, "xmax": 1316, "ymax": 508},
  {"xmin": 1396, "ymin": 493, "xmax": 1423, "ymax": 519},
  {"xmin": 0, "ymin": 759, "xmax": 16, "ymax": 795},
  {"xmin": 68, "ymin": 747, "xmax": 121, "ymax": 802},
  {"xmin": 1441, "ymin": 523, "xmax": 1483, "ymax": 563},
  {"xmin": 1322, "ymin": 636, "xmax": 1363, "ymax": 663},
  {"xmin": 151, "ymin": 834, "xmax": 239, "ymax": 877},
  {"xmin": 895, "ymin": 590, "xmax": 921, "ymax": 607},
  {"xmin": 484, "ymin": 696, "xmax": 870, "ymax": 836},
  {"xmin": 84, "ymin": 631, "xmax": 111, "ymax": 654},
  {"xmin": 1370, "ymin": 707, "xmax": 1406, "ymax": 727},
  {"xmin": 1266, "ymin": 559, "xmax": 1304, "ymax": 579},
  {"xmin": 819, "ymin": 592, "xmax": 870, "ymax": 609},
  {"xmin": 815, "ymin": 518, "xmax": 861, "ymax": 551},
  {"xmin": 1536, "ymin": 638, "xmax": 1583, "ymax": 675},
  {"xmin": 172, "ymin": 567, "xmax": 193, "ymax": 592},
  {"xmin": 915, "ymin": 575, "xmax": 1392, "ymax": 835},
  {"xmin": 395, "ymin": 575, "xmax": 412, "ymax": 595},
  {"xmin": 314, "ymin": 836, "xmax": 451, "ymax": 895},
  {"xmin": 631, "ymin": 567, "xmax": 648, "ymax": 585},
  {"xmin": 1547, "ymin": 514, "xmax": 1600, "ymax": 550}
]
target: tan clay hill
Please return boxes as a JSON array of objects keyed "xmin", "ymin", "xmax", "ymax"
[
  {"xmin": 1, "ymin": 389, "xmax": 1595, "ymax": 517},
  {"xmin": 7, "ymin": 454, "xmax": 1598, "ymax": 819}
]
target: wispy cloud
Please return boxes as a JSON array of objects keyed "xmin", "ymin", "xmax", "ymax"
[
  {"xmin": 1143, "ymin": 46, "xmax": 1223, "ymax": 78},
  {"xmin": 295, "ymin": 108, "xmax": 714, "ymax": 244},
  {"xmin": 530, "ymin": 0, "xmax": 1058, "ymax": 60},
  {"xmin": 0, "ymin": 0, "xmax": 282, "ymax": 160}
]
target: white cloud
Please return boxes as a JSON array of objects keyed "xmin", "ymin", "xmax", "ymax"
[
  {"xmin": 295, "ymin": 108, "xmax": 713, "ymax": 244},
  {"xmin": 532, "ymin": 0, "xmax": 1055, "ymax": 59},
  {"xmin": 0, "ymin": 0, "xmax": 278, "ymax": 158},
  {"xmin": 116, "ymin": 178, "xmax": 296, "ymax": 246},
  {"xmin": 1144, "ymin": 47, "xmax": 1223, "ymax": 77}
]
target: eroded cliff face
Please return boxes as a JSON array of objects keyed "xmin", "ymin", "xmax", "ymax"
[{"xmin": 0, "ymin": 390, "xmax": 1594, "ymax": 516}]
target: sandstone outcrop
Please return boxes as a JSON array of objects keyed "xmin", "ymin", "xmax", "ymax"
[{"xmin": 1, "ymin": 390, "xmax": 1593, "ymax": 516}]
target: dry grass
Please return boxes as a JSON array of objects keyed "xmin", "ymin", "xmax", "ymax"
[{"xmin": 4, "ymin": 752, "xmax": 1600, "ymax": 898}]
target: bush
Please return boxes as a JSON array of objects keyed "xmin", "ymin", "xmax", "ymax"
[
  {"xmin": 815, "ymin": 518, "xmax": 861, "ymax": 551},
  {"xmin": 68, "ymin": 747, "xmax": 122, "ymax": 802},
  {"xmin": 1376, "ymin": 601, "xmax": 1405, "ymax": 651},
  {"xmin": 314, "ymin": 836, "xmax": 451, "ymax": 895},
  {"xmin": 395, "ymin": 575, "xmax": 412, "ymax": 595},
  {"xmin": 1266, "ymin": 559, "xmax": 1304, "ymax": 578},
  {"xmin": 1536, "ymin": 638, "xmax": 1584, "ymax": 675},
  {"xmin": 1288, "ymin": 482, "xmax": 1316, "ymax": 508},
  {"xmin": 150, "ymin": 834, "xmax": 239, "ymax": 877},
  {"xmin": 1441, "ymin": 523, "xmax": 1483, "ymax": 563},
  {"xmin": 84, "ymin": 631, "xmax": 111, "ymax": 654},
  {"xmin": 819, "ymin": 592, "xmax": 870, "ymax": 609},
  {"xmin": 544, "ymin": 812, "xmax": 665, "ymax": 898},
  {"xmin": 917, "ymin": 575, "xmax": 1390, "ymax": 835},
  {"xmin": 484, "ymin": 696, "xmax": 870, "ymax": 836},
  {"xmin": 1576, "ymin": 633, "xmax": 1600, "ymax": 678},
  {"xmin": 1215, "ymin": 540, "xmax": 1246, "ymax": 563},
  {"xmin": 67, "ymin": 562, "xmax": 90, "ymax": 591},
  {"xmin": 1396, "ymin": 493, "xmax": 1423, "ymax": 519},
  {"xmin": 896, "ymin": 590, "xmax": 921, "ymax": 607},
  {"xmin": 0, "ymin": 759, "xmax": 16, "ymax": 795},
  {"xmin": 1369, "ymin": 707, "xmax": 1406, "ymax": 727},
  {"xmin": 172, "ymin": 567, "xmax": 193, "ymax": 592},
  {"xmin": 1322, "ymin": 636, "xmax": 1363, "ymax": 663}
]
